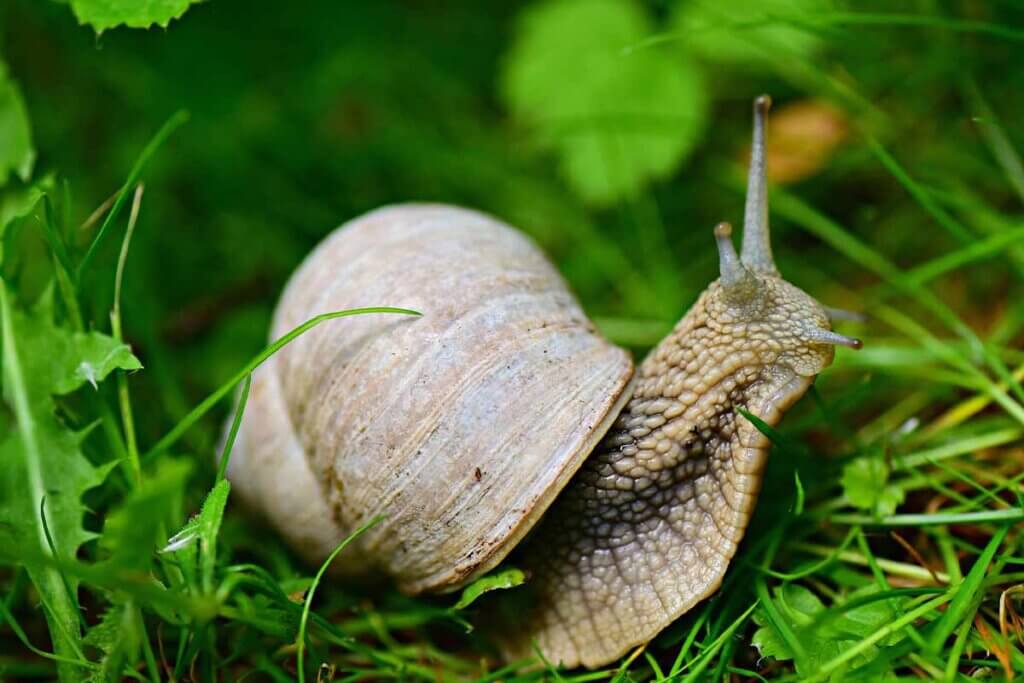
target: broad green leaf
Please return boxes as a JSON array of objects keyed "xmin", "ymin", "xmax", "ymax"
[
  {"xmin": 454, "ymin": 567, "xmax": 526, "ymax": 609},
  {"xmin": 0, "ymin": 178, "xmax": 50, "ymax": 267},
  {"xmin": 841, "ymin": 454, "xmax": 905, "ymax": 516},
  {"xmin": 1, "ymin": 178, "xmax": 49, "ymax": 233},
  {"xmin": 67, "ymin": 0, "xmax": 205, "ymax": 32},
  {"xmin": 670, "ymin": 0, "xmax": 831, "ymax": 69},
  {"xmin": 753, "ymin": 583, "xmax": 905, "ymax": 676},
  {"xmin": 0, "ymin": 60, "xmax": 35, "ymax": 185},
  {"xmin": 83, "ymin": 603, "xmax": 142, "ymax": 683},
  {"xmin": 0, "ymin": 285, "xmax": 138, "ymax": 681},
  {"xmin": 502, "ymin": 0, "xmax": 708, "ymax": 204}
]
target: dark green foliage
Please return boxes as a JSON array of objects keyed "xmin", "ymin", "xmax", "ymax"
[{"xmin": 2, "ymin": 0, "xmax": 1024, "ymax": 680}]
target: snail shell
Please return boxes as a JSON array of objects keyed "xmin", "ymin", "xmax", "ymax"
[
  {"xmin": 227, "ymin": 96, "xmax": 861, "ymax": 669},
  {"xmin": 228, "ymin": 204, "xmax": 635, "ymax": 593}
]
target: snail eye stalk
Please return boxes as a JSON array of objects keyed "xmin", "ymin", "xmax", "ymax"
[{"xmin": 741, "ymin": 94, "xmax": 778, "ymax": 276}]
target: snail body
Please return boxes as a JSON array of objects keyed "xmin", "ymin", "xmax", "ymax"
[{"xmin": 228, "ymin": 96, "xmax": 860, "ymax": 668}]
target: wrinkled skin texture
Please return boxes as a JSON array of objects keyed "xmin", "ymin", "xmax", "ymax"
[{"xmin": 500, "ymin": 275, "xmax": 836, "ymax": 668}]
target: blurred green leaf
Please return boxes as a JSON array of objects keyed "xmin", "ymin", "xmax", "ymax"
[
  {"xmin": 66, "ymin": 0, "xmax": 205, "ymax": 31},
  {"xmin": 841, "ymin": 453, "xmax": 905, "ymax": 517},
  {"xmin": 502, "ymin": 0, "xmax": 707, "ymax": 204},
  {"xmin": 0, "ymin": 60, "xmax": 35, "ymax": 185},
  {"xmin": 162, "ymin": 478, "xmax": 230, "ymax": 595},
  {"xmin": 0, "ymin": 179, "xmax": 48, "ymax": 235},
  {"xmin": 99, "ymin": 459, "xmax": 191, "ymax": 571},
  {"xmin": 454, "ymin": 567, "xmax": 525, "ymax": 610},
  {"xmin": 83, "ymin": 603, "xmax": 141, "ymax": 683},
  {"xmin": 753, "ymin": 584, "xmax": 903, "ymax": 675},
  {"xmin": 670, "ymin": 0, "xmax": 831, "ymax": 68}
]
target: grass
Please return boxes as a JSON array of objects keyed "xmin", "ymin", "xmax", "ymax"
[{"xmin": 2, "ymin": 0, "xmax": 1024, "ymax": 680}]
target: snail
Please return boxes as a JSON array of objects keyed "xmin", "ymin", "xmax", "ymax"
[{"xmin": 227, "ymin": 95, "xmax": 861, "ymax": 668}]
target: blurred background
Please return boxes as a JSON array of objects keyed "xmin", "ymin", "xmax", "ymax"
[
  {"xmin": 3, "ymin": 0, "xmax": 1024, "ymax": 676},
  {"xmin": 4, "ymin": 0, "xmax": 1022, "ymax": 452}
]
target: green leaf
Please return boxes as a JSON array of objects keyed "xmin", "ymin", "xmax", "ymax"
[
  {"xmin": 1, "ymin": 178, "xmax": 49, "ymax": 234},
  {"xmin": 454, "ymin": 567, "xmax": 526, "ymax": 609},
  {"xmin": 0, "ymin": 177, "xmax": 51, "ymax": 267},
  {"xmin": 83, "ymin": 603, "xmax": 142, "ymax": 683},
  {"xmin": 9, "ymin": 295, "xmax": 141, "ymax": 405},
  {"xmin": 162, "ymin": 478, "xmax": 230, "ymax": 595},
  {"xmin": 841, "ymin": 454, "xmax": 905, "ymax": 516},
  {"xmin": 68, "ymin": 332, "xmax": 143, "ymax": 392},
  {"xmin": 753, "ymin": 583, "xmax": 906, "ymax": 676},
  {"xmin": 670, "ymin": 0, "xmax": 831, "ymax": 69},
  {"xmin": 502, "ymin": 0, "xmax": 707, "ymax": 204},
  {"xmin": 67, "ymin": 0, "xmax": 205, "ymax": 32},
  {"xmin": 0, "ymin": 60, "xmax": 35, "ymax": 185},
  {"xmin": 99, "ymin": 459, "xmax": 191, "ymax": 572},
  {"xmin": 0, "ymin": 282, "xmax": 126, "ymax": 681}
]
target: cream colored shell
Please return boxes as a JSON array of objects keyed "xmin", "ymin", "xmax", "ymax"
[{"xmin": 228, "ymin": 204, "xmax": 634, "ymax": 593}]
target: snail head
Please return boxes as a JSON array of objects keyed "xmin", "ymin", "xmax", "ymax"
[{"xmin": 703, "ymin": 95, "xmax": 860, "ymax": 382}]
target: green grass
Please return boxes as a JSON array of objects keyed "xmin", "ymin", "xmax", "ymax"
[{"xmin": 2, "ymin": 0, "xmax": 1024, "ymax": 680}]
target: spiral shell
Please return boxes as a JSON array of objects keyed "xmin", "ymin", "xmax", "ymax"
[{"xmin": 228, "ymin": 204, "xmax": 634, "ymax": 593}]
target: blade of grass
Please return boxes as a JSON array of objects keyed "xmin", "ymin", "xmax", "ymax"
[
  {"xmin": 867, "ymin": 137, "xmax": 972, "ymax": 244},
  {"xmin": 791, "ymin": 543, "xmax": 951, "ymax": 583},
  {"xmin": 111, "ymin": 184, "xmax": 144, "ymax": 488},
  {"xmin": 893, "ymin": 426, "xmax": 1023, "ymax": 470},
  {"xmin": 926, "ymin": 525, "xmax": 1009, "ymax": 654},
  {"xmin": 216, "ymin": 373, "xmax": 251, "ymax": 482},
  {"xmin": 678, "ymin": 602, "xmax": 758, "ymax": 682},
  {"xmin": 0, "ymin": 597, "xmax": 95, "ymax": 671},
  {"xmin": 76, "ymin": 110, "xmax": 188, "ymax": 280},
  {"xmin": 144, "ymin": 306, "xmax": 420, "ymax": 458},
  {"xmin": 964, "ymin": 78, "xmax": 1024, "ymax": 205},
  {"xmin": 297, "ymin": 515, "xmax": 384, "ymax": 683},
  {"xmin": 903, "ymin": 225, "xmax": 1024, "ymax": 287},
  {"xmin": 667, "ymin": 603, "xmax": 709, "ymax": 677},
  {"xmin": 832, "ymin": 508, "xmax": 1024, "ymax": 527},
  {"xmin": 808, "ymin": 12, "xmax": 1024, "ymax": 42}
]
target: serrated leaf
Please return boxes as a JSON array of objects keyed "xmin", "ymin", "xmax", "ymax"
[
  {"xmin": 83, "ymin": 602, "xmax": 142, "ymax": 683},
  {"xmin": 9, "ymin": 297, "xmax": 141, "ymax": 405},
  {"xmin": 841, "ymin": 454, "xmax": 905, "ymax": 516},
  {"xmin": 502, "ymin": 0, "xmax": 707, "ymax": 204},
  {"xmin": 68, "ymin": 0, "xmax": 205, "ymax": 32},
  {"xmin": 670, "ymin": 0, "xmax": 831, "ymax": 69},
  {"xmin": 163, "ymin": 479, "xmax": 230, "ymax": 595},
  {"xmin": 0, "ymin": 282, "xmax": 122, "ymax": 680},
  {"xmin": 454, "ymin": 567, "xmax": 525, "ymax": 609},
  {"xmin": 0, "ymin": 60, "xmax": 35, "ymax": 185},
  {"xmin": 752, "ymin": 619, "xmax": 793, "ymax": 661}
]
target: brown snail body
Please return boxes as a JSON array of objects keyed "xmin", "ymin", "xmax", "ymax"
[{"xmin": 228, "ymin": 96, "xmax": 861, "ymax": 668}]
